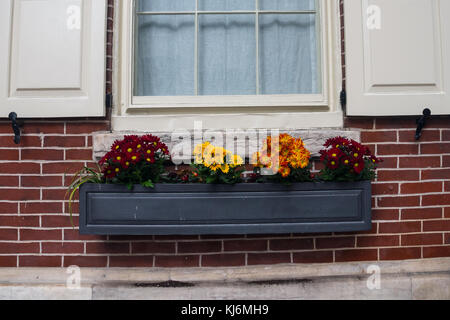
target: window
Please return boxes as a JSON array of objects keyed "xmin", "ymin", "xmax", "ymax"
[
  {"xmin": 116, "ymin": 0, "xmax": 343, "ymax": 130},
  {"xmin": 134, "ymin": 0, "xmax": 321, "ymax": 97}
]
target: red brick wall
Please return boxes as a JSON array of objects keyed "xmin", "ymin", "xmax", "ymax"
[{"xmin": 0, "ymin": 0, "xmax": 449, "ymax": 268}]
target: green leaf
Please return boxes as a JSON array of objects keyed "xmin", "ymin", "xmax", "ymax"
[{"xmin": 142, "ymin": 180, "xmax": 154, "ymax": 188}]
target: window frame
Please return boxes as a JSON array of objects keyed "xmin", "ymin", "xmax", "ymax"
[{"xmin": 114, "ymin": 0, "xmax": 343, "ymax": 130}]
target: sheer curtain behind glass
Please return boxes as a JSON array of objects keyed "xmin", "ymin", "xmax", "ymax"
[{"xmin": 134, "ymin": 0, "xmax": 319, "ymax": 97}]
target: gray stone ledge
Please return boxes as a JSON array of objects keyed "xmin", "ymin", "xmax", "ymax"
[
  {"xmin": 0, "ymin": 258, "xmax": 449, "ymax": 300},
  {"xmin": 92, "ymin": 129, "xmax": 360, "ymax": 161}
]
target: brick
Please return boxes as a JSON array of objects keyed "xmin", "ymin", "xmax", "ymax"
[
  {"xmin": 224, "ymin": 240, "xmax": 267, "ymax": 252},
  {"xmin": 20, "ymin": 202, "xmax": 62, "ymax": 214},
  {"xmin": 377, "ymin": 196, "xmax": 420, "ymax": 207},
  {"xmin": 420, "ymin": 143, "xmax": 450, "ymax": 155},
  {"xmin": 445, "ymin": 181, "xmax": 450, "ymax": 192},
  {"xmin": 422, "ymin": 194, "xmax": 450, "ymax": 206},
  {"xmin": 379, "ymin": 221, "xmax": 421, "ymax": 234},
  {"xmin": 423, "ymin": 220, "xmax": 450, "ymax": 232},
  {"xmin": 357, "ymin": 235, "xmax": 399, "ymax": 247},
  {"xmin": 335, "ymin": 249, "xmax": 378, "ymax": 262},
  {"xmin": 19, "ymin": 256, "xmax": 62, "ymax": 267},
  {"xmin": 22, "ymin": 123, "xmax": 64, "ymax": 134},
  {"xmin": 155, "ymin": 235, "xmax": 200, "ymax": 241},
  {"xmin": 66, "ymin": 149, "xmax": 93, "ymax": 160},
  {"xmin": 375, "ymin": 118, "xmax": 416, "ymax": 129},
  {"xmin": 316, "ymin": 237, "xmax": 355, "ymax": 249},
  {"xmin": 377, "ymin": 170, "xmax": 419, "ymax": 182},
  {"xmin": 247, "ymin": 253, "xmax": 290, "ymax": 265},
  {"xmin": 63, "ymin": 256, "xmax": 107, "ymax": 267},
  {"xmin": 43, "ymin": 242, "xmax": 84, "ymax": 254},
  {"xmin": 66, "ymin": 122, "xmax": 109, "ymax": 134},
  {"xmin": 423, "ymin": 246, "xmax": 450, "ymax": 258},
  {"xmin": 63, "ymin": 229, "xmax": 107, "ymax": 241},
  {"xmin": 443, "ymin": 130, "xmax": 450, "ymax": 141},
  {"xmin": 20, "ymin": 229, "xmax": 61, "ymax": 241},
  {"xmin": 380, "ymin": 247, "xmax": 421, "ymax": 261},
  {"xmin": 377, "ymin": 157, "xmax": 398, "ymax": 169},
  {"xmin": 178, "ymin": 241, "xmax": 221, "ymax": 254},
  {"xmin": 41, "ymin": 215, "xmax": 78, "ymax": 228},
  {"xmin": 0, "ymin": 149, "xmax": 19, "ymax": 160},
  {"xmin": 44, "ymin": 136, "xmax": 85, "ymax": 148},
  {"xmin": 344, "ymin": 118, "xmax": 374, "ymax": 129},
  {"xmin": 0, "ymin": 136, "xmax": 41, "ymax": 148},
  {"xmin": 0, "ymin": 176, "xmax": 19, "ymax": 187},
  {"xmin": 401, "ymin": 233, "xmax": 443, "ymax": 246},
  {"xmin": 86, "ymin": 242, "xmax": 129, "ymax": 254},
  {"xmin": 132, "ymin": 242, "xmax": 175, "ymax": 254},
  {"xmin": 42, "ymin": 188, "xmax": 75, "ymax": 201},
  {"xmin": 0, "ymin": 202, "xmax": 18, "ymax": 214},
  {"xmin": 21, "ymin": 149, "xmax": 64, "ymax": 161},
  {"xmin": 1, "ymin": 189, "xmax": 40, "ymax": 201},
  {"xmin": 0, "ymin": 162, "xmax": 40, "ymax": 174},
  {"xmin": 421, "ymin": 169, "xmax": 450, "ymax": 180},
  {"xmin": 0, "ymin": 242, "xmax": 39, "ymax": 254},
  {"xmin": 0, "ymin": 256, "xmax": 17, "ymax": 267},
  {"xmin": 361, "ymin": 131, "xmax": 397, "ymax": 143},
  {"xmin": 372, "ymin": 209, "xmax": 399, "ymax": 221},
  {"xmin": 446, "ymin": 233, "xmax": 450, "ymax": 244},
  {"xmin": 400, "ymin": 182, "xmax": 442, "ymax": 194},
  {"xmin": 377, "ymin": 144, "xmax": 418, "ymax": 156},
  {"xmin": 109, "ymin": 256, "xmax": 154, "ymax": 267},
  {"xmin": 42, "ymin": 162, "xmax": 86, "ymax": 174},
  {"xmin": 21, "ymin": 176, "xmax": 63, "ymax": 187},
  {"xmin": 399, "ymin": 156, "xmax": 440, "ymax": 168},
  {"xmin": 0, "ymin": 228, "xmax": 18, "ymax": 240},
  {"xmin": 372, "ymin": 183, "xmax": 398, "ymax": 195},
  {"xmin": 0, "ymin": 215, "xmax": 38, "ymax": 227},
  {"xmin": 401, "ymin": 208, "xmax": 442, "ymax": 220},
  {"xmin": 293, "ymin": 251, "xmax": 333, "ymax": 263},
  {"xmin": 443, "ymin": 156, "xmax": 450, "ymax": 167},
  {"xmin": 270, "ymin": 238, "xmax": 314, "ymax": 251},
  {"xmin": 202, "ymin": 254, "xmax": 245, "ymax": 267},
  {"xmin": 154, "ymin": 255, "xmax": 199, "ymax": 268},
  {"xmin": 399, "ymin": 130, "xmax": 440, "ymax": 142},
  {"xmin": 422, "ymin": 117, "xmax": 450, "ymax": 128}
]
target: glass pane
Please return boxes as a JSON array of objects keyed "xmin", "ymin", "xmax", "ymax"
[
  {"xmin": 260, "ymin": 0, "xmax": 316, "ymax": 11},
  {"xmin": 135, "ymin": 15, "xmax": 195, "ymax": 96},
  {"xmin": 137, "ymin": 0, "xmax": 195, "ymax": 12},
  {"xmin": 259, "ymin": 14, "xmax": 319, "ymax": 94},
  {"xmin": 199, "ymin": 0, "xmax": 254, "ymax": 11},
  {"xmin": 199, "ymin": 14, "xmax": 256, "ymax": 95}
]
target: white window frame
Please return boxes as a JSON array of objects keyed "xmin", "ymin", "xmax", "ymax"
[{"xmin": 113, "ymin": 0, "xmax": 343, "ymax": 131}]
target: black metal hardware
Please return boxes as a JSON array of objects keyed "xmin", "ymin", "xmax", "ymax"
[
  {"xmin": 415, "ymin": 108, "xmax": 431, "ymax": 141},
  {"xmin": 105, "ymin": 93, "xmax": 113, "ymax": 109},
  {"xmin": 340, "ymin": 89, "xmax": 346, "ymax": 109},
  {"xmin": 8, "ymin": 112, "xmax": 22, "ymax": 145}
]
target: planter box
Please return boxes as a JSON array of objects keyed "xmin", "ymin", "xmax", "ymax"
[{"xmin": 79, "ymin": 181, "xmax": 372, "ymax": 235}]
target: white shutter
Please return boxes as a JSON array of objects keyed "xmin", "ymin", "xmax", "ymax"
[
  {"xmin": 345, "ymin": 0, "xmax": 450, "ymax": 116},
  {"xmin": 0, "ymin": 0, "xmax": 106, "ymax": 118}
]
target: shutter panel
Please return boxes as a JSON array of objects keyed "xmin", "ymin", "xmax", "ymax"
[
  {"xmin": 345, "ymin": 0, "xmax": 450, "ymax": 116},
  {"xmin": 0, "ymin": 0, "xmax": 106, "ymax": 118}
]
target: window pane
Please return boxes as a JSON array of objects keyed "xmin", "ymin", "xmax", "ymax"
[
  {"xmin": 259, "ymin": 14, "xmax": 319, "ymax": 94},
  {"xmin": 135, "ymin": 15, "xmax": 195, "ymax": 96},
  {"xmin": 199, "ymin": 14, "xmax": 256, "ymax": 95},
  {"xmin": 260, "ymin": 0, "xmax": 316, "ymax": 11},
  {"xmin": 199, "ymin": 0, "xmax": 254, "ymax": 11},
  {"xmin": 137, "ymin": 0, "xmax": 195, "ymax": 12}
]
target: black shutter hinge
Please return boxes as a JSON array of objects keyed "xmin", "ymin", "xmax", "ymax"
[
  {"xmin": 105, "ymin": 93, "xmax": 113, "ymax": 109},
  {"xmin": 415, "ymin": 108, "xmax": 431, "ymax": 141},
  {"xmin": 340, "ymin": 89, "xmax": 347, "ymax": 110},
  {"xmin": 8, "ymin": 112, "xmax": 23, "ymax": 145}
]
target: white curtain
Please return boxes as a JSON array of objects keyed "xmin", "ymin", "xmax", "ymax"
[{"xmin": 135, "ymin": 0, "xmax": 319, "ymax": 96}]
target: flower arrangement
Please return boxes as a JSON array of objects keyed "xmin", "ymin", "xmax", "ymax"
[
  {"xmin": 190, "ymin": 141, "xmax": 245, "ymax": 184},
  {"xmin": 252, "ymin": 133, "xmax": 312, "ymax": 182},
  {"xmin": 318, "ymin": 136, "xmax": 381, "ymax": 181},
  {"xmin": 98, "ymin": 134, "xmax": 170, "ymax": 188}
]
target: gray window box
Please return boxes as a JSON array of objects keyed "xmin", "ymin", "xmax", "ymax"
[{"xmin": 79, "ymin": 181, "xmax": 372, "ymax": 235}]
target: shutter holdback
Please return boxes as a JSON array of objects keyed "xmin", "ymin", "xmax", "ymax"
[
  {"xmin": 415, "ymin": 108, "xmax": 431, "ymax": 141},
  {"xmin": 8, "ymin": 112, "xmax": 23, "ymax": 145}
]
